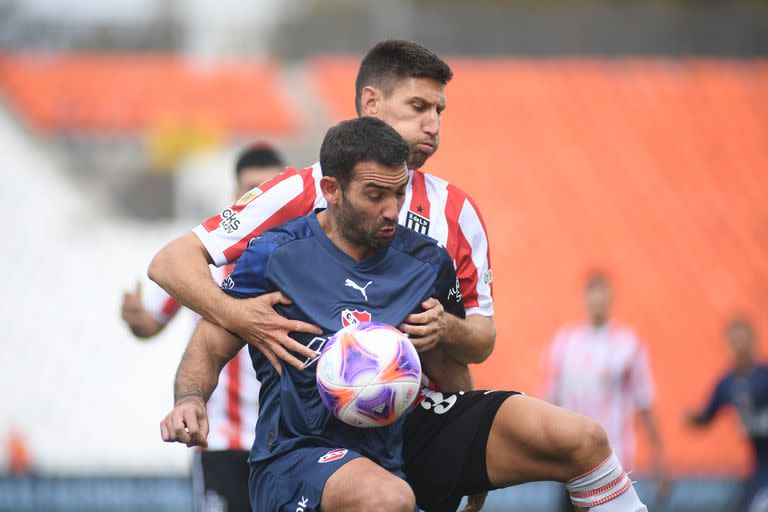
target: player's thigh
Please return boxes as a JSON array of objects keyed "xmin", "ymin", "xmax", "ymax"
[
  {"xmin": 404, "ymin": 390, "xmax": 519, "ymax": 511},
  {"xmin": 321, "ymin": 457, "xmax": 415, "ymax": 512},
  {"xmin": 249, "ymin": 447, "xmax": 361, "ymax": 512},
  {"xmin": 249, "ymin": 446, "xmax": 413, "ymax": 512},
  {"xmin": 485, "ymin": 395, "xmax": 609, "ymax": 486}
]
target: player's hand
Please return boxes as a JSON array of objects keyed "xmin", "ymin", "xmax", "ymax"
[
  {"xmin": 225, "ymin": 291, "xmax": 322, "ymax": 375},
  {"xmin": 121, "ymin": 281, "xmax": 163, "ymax": 338},
  {"xmin": 121, "ymin": 280, "xmax": 144, "ymax": 323},
  {"xmin": 461, "ymin": 492, "xmax": 487, "ymax": 512},
  {"xmin": 160, "ymin": 396, "xmax": 210, "ymax": 448},
  {"xmin": 399, "ymin": 298, "xmax": 446, "ymax": 352}
]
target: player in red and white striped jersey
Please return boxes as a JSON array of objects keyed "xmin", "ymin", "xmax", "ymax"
[
  {"xmin": 123, "ymin": 144, "xmax": 283, "ymax": 512},
  {"xmin": 153, "ymin": 41, "xmax": 649, "ymax": 512},
  {"xmin": 545, "ymin": 272, "xmax": 668, "ymax": 511}
]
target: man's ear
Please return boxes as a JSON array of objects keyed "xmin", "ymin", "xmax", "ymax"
[
  {"xmin": 320, "ymin": 176, "xmax": 342, "ymax": 206},
  {"xmin": 360, "ymin": 85, "xmax": 382, "ymax": 116}
]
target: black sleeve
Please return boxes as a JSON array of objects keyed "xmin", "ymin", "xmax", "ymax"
[{"xmin": 434, "ymin": 247, "xmax": 466, "ymax": 319}]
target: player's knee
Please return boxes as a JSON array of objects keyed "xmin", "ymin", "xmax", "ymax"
[
  {"xmin": 561, "ymin": 416, "xmax": 612, "ymax": 476},
  {"xmin": 579, "ymin": 417, "xmax": 610, "ymax": 456},
  {"xmin": 372, "ymin": 478, "xmax": 416, "ymax": 512},
  {"xmin": 556, "ymin": 414, "xmax": 610, "ymax": 463}
]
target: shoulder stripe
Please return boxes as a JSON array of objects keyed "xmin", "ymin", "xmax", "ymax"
[
  {"xmin": 196, "ymin": 168, "xmax": 316, "ymax": 265},
  {"xmin": 222, "ymin": 184, "xmax": 316, "ymax": 263}
]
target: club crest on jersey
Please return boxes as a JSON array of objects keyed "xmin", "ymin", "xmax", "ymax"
[
  {"xmin": 318, "ymin": 448, "xmax": 348, "ymax": 464},
  {"xmin": 405, "ymin": 211, "xmax": 430, "ymax": 235},
  {"xmin": 341, "ymin": 309, "xmax": 371, "ymax": 327},
  {"xmin": 235, "ymin": 188, "xmax": 262, "ymax": 206}
]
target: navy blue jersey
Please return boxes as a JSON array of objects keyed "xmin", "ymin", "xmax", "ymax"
[
  {"xmin": 222, "ymin": 210, "xmax": 464, "ymax": 472},
  {"xmin": 699, "ymin": 364, "xmax": 768, "ymax": 472}
]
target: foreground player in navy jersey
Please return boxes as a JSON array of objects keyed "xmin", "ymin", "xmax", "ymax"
[
  {"xmin": 686, "ymin": 317, "xmax": 768, "ymax": 511},
  {"xmin": 163, "ymin": 117, "xmax": 467, "ymax": 511}
]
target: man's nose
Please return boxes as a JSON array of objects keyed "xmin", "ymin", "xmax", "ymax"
[
  {"xmin": 383, "ymin": 195, "xmax": 399, "ymax": 221},
  {"xmin": 423, "ymin": 110, "xmax": 439, "ymax": 136}
]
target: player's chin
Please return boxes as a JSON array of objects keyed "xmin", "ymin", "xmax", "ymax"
[
  {"xmin": 407, "ymin": 150, "xmax": 433, "ymax": 169},
  {"xmin": 370, "ymin": 233, "xmax": 395, "ymax": 251}
]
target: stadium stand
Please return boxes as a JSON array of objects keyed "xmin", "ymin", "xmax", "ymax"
[{"xmin": 0, "ymin": 53, "xmax": 298, "ymax": 135}]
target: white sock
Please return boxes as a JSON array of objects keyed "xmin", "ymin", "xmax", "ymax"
[{"xmin": 565, "ymin": 453, "xmax": 647, "ymax": 511}]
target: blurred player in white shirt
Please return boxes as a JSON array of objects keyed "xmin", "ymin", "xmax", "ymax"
[
  {"xmin": 546, "ymin": 271, "xmax": 668, "ymax": 511},
  {"xmin": 121, "ymin": 144, "xmax": 283, "ymax": 512}
]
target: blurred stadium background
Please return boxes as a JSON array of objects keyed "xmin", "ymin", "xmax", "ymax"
[{"xmin": 1, "ymin": 0, "xmax": 767, "ymax": 510}]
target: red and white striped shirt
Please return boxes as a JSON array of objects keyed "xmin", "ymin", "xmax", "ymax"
[
  {"xmin": 143, "ymin": 265, "xmax": 260, "ymax": 451},
  {"xmin": 193, "ymin": 163, "xmax": 494, "ymax": 316},
  {"xmin": 545, "ymin": 322, "xmax": 655, "ymax": 468}
]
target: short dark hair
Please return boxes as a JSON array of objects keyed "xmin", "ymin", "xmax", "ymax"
[
  {"xmin": 235, "ymin": 143, "xmax": 284, "ymax": 178},
  {"xmin": 320, "ymin": 117, "xmax": 409, "ymax": 190},
  {"xmin": 355, "ymin": 40, "xmax": 453, "ymax": 115}
]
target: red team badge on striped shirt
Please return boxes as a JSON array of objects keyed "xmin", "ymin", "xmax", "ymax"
[{"xmin": 318, "ymin": 448, "xmax": 348, "ymax": 464}]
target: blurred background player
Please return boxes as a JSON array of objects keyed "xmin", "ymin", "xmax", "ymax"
[
  {"xmin": 121, "ymin": 143, "xmax": 284, "ymax": 512},
  {"xmin": 685, "ymin": 317, "xmax": 768, "ymax": 512},
  {"xmin": 545, "ymin": 271, "xmax": 667, "ymax": 511}
]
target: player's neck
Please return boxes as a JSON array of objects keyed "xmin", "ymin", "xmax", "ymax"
[
  {"xmin": 316, "ymin": 210, "xmax": 377, "ymax": 261},
  {"xmin": 734, "ymin": 358, "xmax": 755, "ymax": 375}
]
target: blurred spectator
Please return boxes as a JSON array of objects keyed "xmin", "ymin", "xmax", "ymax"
[
  {"xmin": 121, "ymin": 143, "xmax": 283, "ymax": 512},
  {"xmin": 545, "ymin": 271, "xmax": 667, "ymax": 511},
  {"xmin": 685, "ymin": 317, "xmax": 768, "ymax": 512}
]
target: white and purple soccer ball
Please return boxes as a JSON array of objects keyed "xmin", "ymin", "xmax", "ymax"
[{"xmin": 316, "ymin": 322, "xmax": 422, "ymax": 428}]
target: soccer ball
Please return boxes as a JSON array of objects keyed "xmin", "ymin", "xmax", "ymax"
[{"xmin": 316, "ymin": 322, "xmax": 422, "ymax": 428}]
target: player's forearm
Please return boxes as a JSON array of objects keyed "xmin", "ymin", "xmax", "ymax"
[
  {"xmin": 420, "ymin": 348, "xmax": 475, "ymax": 392},
  {"xmin": 174, "ymin": 338, "xmax": 220, "ymax": 404},
  {"xmin": 441, "ymin": 314, "xmax": 496, "ymax": 364},
  {"xmin": 173, "ymin": 320, "xmax": 244, "ymax": 404},
  {"xmin": 148, "ymin": 232, "xmax": 234, "ymax": 328}
]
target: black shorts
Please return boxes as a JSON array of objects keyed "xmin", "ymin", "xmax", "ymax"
[
  {"xmin": 403, "ymin": 389, "xmax": 521, "ymax": 512},
  {"xmin": 192, "ymin": 450, "xmax": 251, "ymax": 512}
]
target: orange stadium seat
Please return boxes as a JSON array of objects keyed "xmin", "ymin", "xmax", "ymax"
[
  {"xmin": 309, "ymin": 56, "xmax": 768, "ymax": 476},
  {"xmin": 0, "ymin": 53, "xmax": 298, "ymax": 135}
]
